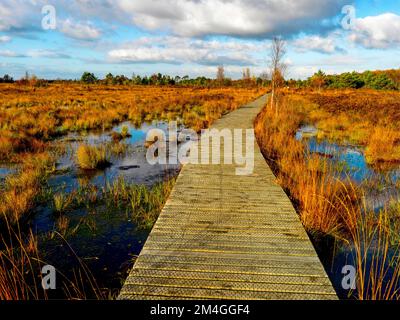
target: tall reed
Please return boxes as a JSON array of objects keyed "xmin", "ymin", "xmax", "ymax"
[
  {"xmin": 0, "ymin": 216, "xmax": 105, "ymax": 300},
  {"xmin": 255, "ymin": 94, "xmax": 357, "ymax": 238},
  {"xmin": 255, "ymin": 92, "xmax": 400, "ymax": 300}
]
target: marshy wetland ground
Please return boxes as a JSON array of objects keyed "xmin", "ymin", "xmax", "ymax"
[
  {"xmin": 1, "ymin": 82, "xmax": 400, "ymax": 301},
  {"xmin": 255, "ymin": 89, "xmax": 400, "ymax": 300},
  {"xmin": 0, "ymin": 83, "xmax": 264, "ymax": 299}
]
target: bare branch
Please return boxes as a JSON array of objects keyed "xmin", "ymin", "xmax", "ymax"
[
  {"xmin": 216, "ymin": 65, "xmax": 225, "ymax": 82},
  {"xmin": 269, "ymin": 37, "xmax": 287, "ymax": 111}
]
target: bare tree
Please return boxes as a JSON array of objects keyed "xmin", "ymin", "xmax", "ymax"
[
  {"xmin": 216, "ymin": 65, "xmax": 225, "ymax": 82},
  {"xmin": 269, "ymin": 37, "xmax": 286, "ymax": 112},
  {"xmin": 242, "ymin": 68, "xmax": 251, "ymax": 81},
  {"xmin": 259, "ymin": 72, "xmax": 269, "ymax": 80}
]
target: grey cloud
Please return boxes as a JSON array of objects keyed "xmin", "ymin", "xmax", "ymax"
[{"xmin": 1, "ymin": 0, "xmax": 350, "ymax": 41}]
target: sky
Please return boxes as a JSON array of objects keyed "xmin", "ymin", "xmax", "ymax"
[{"xmin": 0, "ymin": 0, "xmax": 399, "ymax": 80}]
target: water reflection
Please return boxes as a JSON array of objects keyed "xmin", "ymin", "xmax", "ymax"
[
  {"xmin": 21, "ymin": 120, "xmax": 182, "ymax": 297},
  {"xmin": 296, "ymin": 125, "xmax": 400, "ymax": 299},
  {"xmin": 296, "ymin": 125, "xmax": 400, "ymax": 210}
]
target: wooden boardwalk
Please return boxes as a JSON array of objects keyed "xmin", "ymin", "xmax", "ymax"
[{"xmin": 119, "ymin": 94, "xmax": 337, "ymax": 300}]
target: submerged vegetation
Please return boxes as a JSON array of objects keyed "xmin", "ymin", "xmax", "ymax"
[
  {"xmin": 102, "ymin": 177, "xmax": 175, "ymax": 229},
  {"xmin": 0, "ymin": 176, "xmax": 175, "ymax": 300},
  {"xmin": 51, "ymin": 177, "xmax": 175, "ymax": 229},
  {"xmin": 111, "ymin": 125, "xmax": 132, "ymax": 142},
  {"xmin": 255, "ymin": 90, "xmax": 400, "ymax": 300}
]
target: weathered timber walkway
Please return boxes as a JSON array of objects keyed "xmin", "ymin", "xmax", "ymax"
[{"xmin": 119, "ymin": 94, "xmax": 337, "ymax": 300}]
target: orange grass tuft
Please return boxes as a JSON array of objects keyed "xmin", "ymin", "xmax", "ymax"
[{"xmin": 255, "ymin": 94, "xmax": 358, "ymax": 238}]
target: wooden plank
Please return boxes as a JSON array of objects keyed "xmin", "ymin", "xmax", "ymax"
[{"xmin": 119, "ymin": 94, "xmax": 337, "ymax": 300}]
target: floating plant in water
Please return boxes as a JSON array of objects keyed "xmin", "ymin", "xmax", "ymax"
[{"xmin": 111, "ymin": 125, "xmax": 132, "ymax": 142}]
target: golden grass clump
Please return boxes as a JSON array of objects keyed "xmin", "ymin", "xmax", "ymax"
[
  {"xmin": 53, "ymin": 192, "xmax": 73, "ymax": 214},
  {"xmin": 0, "ymin": 152, "xmax": 55, "ymax": 223},
  {"xmin": 365, "ymin": 127, "xmax": 400, "ymax": 164},
  {"xmin": 76, "ymin": 145, "xmax": 110, "ymax": 170}
]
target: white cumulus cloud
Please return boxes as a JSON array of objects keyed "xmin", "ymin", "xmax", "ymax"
[
  {"xmin": 293, "ymin": 34, "xmax": 345, "ymax": 54},
  {"xmin": 60, "ymin": 19, "xmax": 102, "ymax": 41},
  {"xmin": 349, "ymin": 13, "xmax": 400, "ymax": 49}
]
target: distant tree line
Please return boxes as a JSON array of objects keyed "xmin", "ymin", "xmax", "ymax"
[
  {"xmin": 291, "ymin": 69, "xmax": 400, "ymax": 91},
  {"xmin": 0, "ymin": 71, "xmax": 269, "ymax": 87},
  {"xmin": 4, "ymin": 68, "xmax": 399, "ymax": 91},
  {"xmin": 79, "ymin": 70, "xmax": 269, "ymax": 87},
  {"xmin": 0, "ymin": 74, "xmax": 14, "ymax": 83}
]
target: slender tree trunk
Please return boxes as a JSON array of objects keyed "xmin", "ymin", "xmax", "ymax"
[
  {"xmin": 268, "ymin": 37, "xmax": 286, "ymax": 113},
  {"xmin": 270, "ymin": 83, "xmax": 275, "ymax": 110}
]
